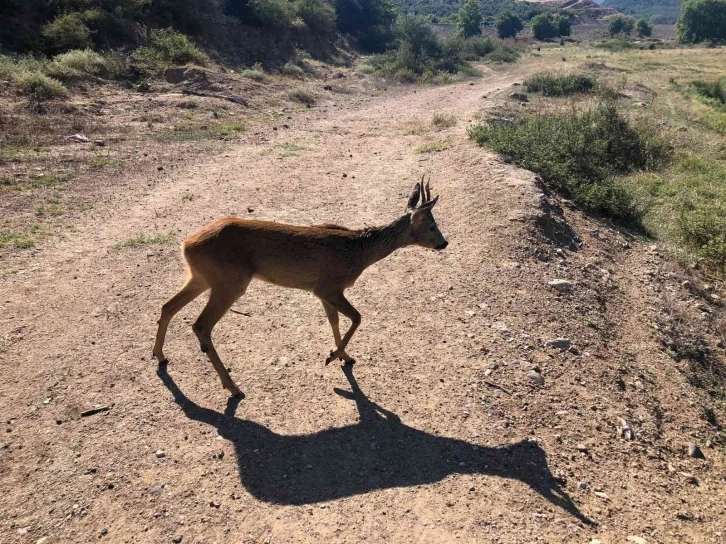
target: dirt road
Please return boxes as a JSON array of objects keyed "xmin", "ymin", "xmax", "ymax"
[{"xmin": 1, "ymin": 64, "xmax": 724, "ymax": 544}]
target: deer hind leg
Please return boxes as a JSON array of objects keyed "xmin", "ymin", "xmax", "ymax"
[
  {"xmin": 318, "ymin": 292, "xmax": 360, "ymax": 365},
  {"xmin": 153, "ymin": 274, "xmax": 209, "ymax": 365},
  {"xmin": 193, "ymin": 278, "xmax": 250, "ymax": 396}
]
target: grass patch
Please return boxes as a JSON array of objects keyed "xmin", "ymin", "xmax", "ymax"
[
  {"xmin": 90, "ymin": 157, "xmax": 122, "ymax": 169},
  {"xmin": 691, "ymin": 77, "xmax": 726, "ymax": 110},
  {"xmin": 114, "ymin": 233, "xmax": 174, "ymax": 249},
  {"xmin": 45, "ymin": 49, "xmax": 106, "ymax": 81},
  {"xmin": 281, "ymin": 62, "xmax": 306, "ymax": 79},
  {"xmin": 134, "ymin": 28, "xmax": 209, "ymax": 73},
  {"xmin": 29, "ymin": 173, "xmax": 74, "ymax": 188},
  {"xmin": 469, "ymin": 100, "xmax": 667, "ymax": 220},
  {"xmin": 414, "ymin": 138, "xmax": 452, "ymax": 154},
  {"xmin": 0, "ymin": 232, "xmax": 34, "ymax": 249},
  {"xmin": 630, "ymin": 152, "xmax": 726, "ymax": 273},
  {"xmin": 241, "ymin": 69, "xmax": 267, "ymax": 82},
  {"xmin": 524, "ymin": 72, "xmax": 597, "ymax": 97},
  {"xmin": 13, "ymin": 71, "xmax": 68, "ymax": 107},
  {"xmin": 432, "ymin": 113, "xmax": 456, "ymax": 129},
  {"xmin": 154, "ymin": 122, "xmax": 245, "ymax": 142}
]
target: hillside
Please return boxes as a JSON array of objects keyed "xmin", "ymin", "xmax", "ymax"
[{"xmin": 601, "ymin": 0, "xmax": 683, "ymax": 23}]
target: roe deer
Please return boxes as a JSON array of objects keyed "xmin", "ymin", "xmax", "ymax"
[{"xmin": 153, "ymin": 177, "xmax": 447, "ymax": 396}]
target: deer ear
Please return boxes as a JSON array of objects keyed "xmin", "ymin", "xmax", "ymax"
[{"xmin": 407, "ymin": 183, "xmax": 421, "ymax": 210}]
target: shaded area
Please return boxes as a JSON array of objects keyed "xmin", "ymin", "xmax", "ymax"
[{"xmin": 157, "ymin": 365, "xmax": 590, "ymax": 523}]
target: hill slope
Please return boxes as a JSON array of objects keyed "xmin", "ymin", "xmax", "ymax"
[{"xmin": 601, "ymin": 0, "xmax": 683, "ymax": 23}]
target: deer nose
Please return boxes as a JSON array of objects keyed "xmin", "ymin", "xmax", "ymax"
[{"xmin": 435, "ymin": 241, "xmax": 448, "ymax": 250}]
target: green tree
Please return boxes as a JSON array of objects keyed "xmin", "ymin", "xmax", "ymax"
[
  {"xmin": 556, "ymin": 14, "xmax": 572, "ymax": 36},
  {"xmin": 608, "ymin": 15, "xmax": 635, "ymax": 37},
  {"xmin": 457, "ymin": 0, "xmax": 483, "ymax": 38},
  {"xmin": 495, "ymin": 11, "xmax": 523, "ymax": 39},
  {"xmin": 676, "ymin": 0, "xmax": 726, "ymax": 43},
  {"xmin": 635, "ymin": 18, "xmax": 653, "ymax": 37},
  {"xmin": 530, "ymin": 13, "xmax": 558, "ymax": 40},
  {"xmin": 297, "ymin": 0, "xmax": 337, "ymax": 34},
  {"xmin": 334, "ymin": 0, "xmax": 398, "ymax": 51}
]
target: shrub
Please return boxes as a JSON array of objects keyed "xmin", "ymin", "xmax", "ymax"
[
  {"xmin": 457, "ymin": 0, "xmax": 483, "ymax": 38},
  {"xmin": 46, "ymin": 49, "xmax": 107, "ymax": 80},
  {"xmin": 14, "ymin": 71, "xmax": 68, "ymax": 109},
  {"xmin": 636, "ymin": 18, "xmax": 653, "ymax": 37},
  {"xmin": 495, "ymin": 11, "xmax": 524, "ymax": 39},
  {"xmin": 135, "ymin": 28, "xmax": 209, "ymax": 70},
  {"xmin": 281, "ymin": 62, "xmax": 306, "ymax": 78},
  {"xmin": 289, "ymin": 87, "xmax": 317, "ymax": 104},
  {"xmin": 609, "ymin": 15, "xmax": 635, "ymax": 37},
  {"xmin": 334, "ymin": 0, "xmax": 398, "ymax": 52},
  {"xmin": 484, "ymin": 45, "xmax": 520, "ymax": 63},
  {"xmin": 432, "ymin": 112, "xmax": 456, "ymax": 128},
  {"xmin": 677, "ymin": 0, "xmax": 726, "ymax": 43},
  {"xmin": 468, "ymin": 100, "xmax": 667, "ymax": 220},
  {"xmin": 530, "ymin": 14, "xmax": 559, "ymax": 40},
  {"xmin": 251, "ymin": 0, "xmax": 296, "ymax": 28},
  {"xmin": 296, "ymin": 0, "xmax": 337, "ymax": 34},
  {"xmin": 524, "ymin": 72, "xmax": 597, "ymax": 96},
  {"xmin": 42, "ymin": 13, "xmax": 92, "ymax": 53},
  {"xmin": 241, "ymin": 68, "xmax": 267, "ymax": 82}
]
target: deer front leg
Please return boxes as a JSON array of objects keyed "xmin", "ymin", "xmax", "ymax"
[{"xmin": 318, "ymin": 292, "xmax": 360, "ymax": 365}]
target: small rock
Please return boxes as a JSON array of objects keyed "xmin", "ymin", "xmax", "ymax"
[
  {"xmin": 155, "ymin": 450, "xmax": 166, "ymax": 458},
  {"xmin": 100, "ymin": 528, "xmax": 108, "ymax": 536},
  {"xmin": 68, "ymin": 133, "xmax": 90, "ymax": 143},
  {"xmin": 567, "ymin": 346, "xmax": 580, "ymax": 355},
  {"xmin": 94, "ymin": 140, "xmax": 105, "ymax": 147},
  {"xmin": 590, "ymin": 540, "xmax": 603, "ymax": 544},
  {"xmin": 36, "ymin": 538, "xmax": 48, "ymax": 544},
  {"xmin": 627, "ymin": 537, "xmax": 647, "ymax": 544},
  {"xmin": 247, "ymin": 207, "xmax": 254, "ymax": 213},
  {"xmin": 210, "ymin": 500, "xmax": 220, "ymax": 508},
  {"xmin": 594, "ymin": 491, "xmax": 609, "ymax": 500},
  {"xmin": 548, "ymin": 279, "xmax": 572, "ymax": 292},
  {"xmin": 544, "ymin": 338, "xmax": 571, "ymax": 350},
  {"xmin": 687, "ymin": 443, "xmax": 704, "ymax": 459},
  {"xmin": 172, "ymin": 538, "xmax": 183, "ymax": 544},
  {"xmin": 577, "ymin": 481, "xmax": 589, "ymax": 490},
  {"xmin": 677, "ymin": 511, "xmax": 694, "ymax": 521},
  {"xmin": 527, "ymin": 370, "xmax": 544, "ymax": 386},
  {"xmin": 576, "ymin": 443, "xmax": 589, "ymax": 453},
  {"xmin": 618, "ymin": 418, "xmax": 636, "ymax": 441}
]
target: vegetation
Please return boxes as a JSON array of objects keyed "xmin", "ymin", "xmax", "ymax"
[
  {"xmin": 609, "ymin": 15, "xmax": 636, "ymax": 37},
  {"xmin": 495, "ymin": 11, "xmax": 524, "ymax": 39},
  {"xmin": 677, "ymin": 0, "xmax": 726, "ymax": 43},
  {"xmin": 115, "ymin": 233, "xmax": 175, "ymax": 249},
  {"xmin": 523, "ymin": 73, "xmax": 597, "ymax": 96},
  {"xmin": 469, "ymin": 100, "xmax": 667, "ymax": 220},
  {"xmin": 457, "ymin": 0, "xmax": 484, "ymax": 38},
  {"xmin": 530, "ymin": 13, "xmax": 572, "ymax": 41},
  {"xmin": 297, "ymin": 0, "xmax": 338, "ymax": 35},
  {"xmin": 399, "ymin": 0, "xmax": 542, "ymax": 24},
  {"xmin": 134, "ymin": 28, "xmax": 210, "ymax": 72},
  {"xmin": 432, "ymin": 112, "xmax": 457, "ymax": 128},
  {"xmin": 692, "ymin": 77, "xmax": 726, "ymax": 108},
  {"xmin": 636, "ymin": 18, "xmax": 654, "ymax": 37},
  {"xmin": 601, "ymin": 0, "xmax": 681, "ymax": 24}
]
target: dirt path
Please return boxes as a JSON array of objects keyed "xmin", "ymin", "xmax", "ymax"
[{"xmin": 1, "ymin": 64, "xmax": 724, "ymax": 544}]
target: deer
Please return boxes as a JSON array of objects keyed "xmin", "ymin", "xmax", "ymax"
[{"xmin": 153, "ymin": 177, "xmax": 448, "ymax": 397}]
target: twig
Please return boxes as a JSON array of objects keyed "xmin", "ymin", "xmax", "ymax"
[
  {"xmin": 181, "ymin": 90, "xmax": 248, "ymax": 106},
  {"xmin": 483, "ymin": 380, "xmax": 513, "ymax": 396},
  {"xmin": 80, "ymin": 406, "xmax": 110, "ymax": 417},
  {"xmin": 229, "ymin": 309, "xmax": 251, "ymax": 317}
]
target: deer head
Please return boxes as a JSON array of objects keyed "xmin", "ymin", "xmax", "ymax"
[{"xmin": 405, "ymin": 175, "xmax": 448, "ymax": 251}]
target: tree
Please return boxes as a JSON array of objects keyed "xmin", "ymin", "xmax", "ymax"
[
  {"xmin": 495, "ymin": 11, "xmax": 523, "ymax": 39},
  {"xmin": 608, "ymin": 15, "xmax": 635, "ymax": 37},
  {"xmin": 530, "ymin": 13, "xmax": 558, "ymax": 40},
  {"xmin": 676, "ymin": 0, "xmax": 726, "ymax": 43},
  {"xmin": 457, "ymin": 0, "xmax": 483, "ymax": 38},
  {"xmin": 556, "ymin": 14, "xmax": 572, "ymax": 37},
  {"xmin": 635, "ymin": 17, "xmax": 653, "ymax": 37}
]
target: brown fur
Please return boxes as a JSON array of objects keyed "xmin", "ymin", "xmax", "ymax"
[{"xmin": 152, "ymin": 181, "xmax": 447, "ymax": 396}]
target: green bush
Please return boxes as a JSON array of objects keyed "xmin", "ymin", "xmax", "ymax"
[
  {"xmin": 296, "ymin": 0, "xmax": 337, "ymax": 34},
  {"xmin": 281, "ymin": 62, "xmax": 306, "ymax": 78},
  {"xmin": 334, "ymin": 0, "xmax": 398, "ymax": 52},
  {"xmin": 677, "ymin": 0, "xmax": 726, "ymax": 43},
  {"xmin": 557, "ymin": 14, "xmax": 572, "ymax": 37},
  {"xmin": 457, "ymin": 0, "xmax": 483, "ymax": 38},
  {"xmin": 524, "ymin": 72, "xmax": 597, "ymax": 96},
  {"xmin": 251, "ymin": 0, "xmax": 297, "ymax": 28},
  {"xmin": 468, "ymin": 100, "xmax": 667, "ymax": 220},
  {"xmin": 609, "ymin": 15, "xmax": 635, "ymax": 36},
  {"xmin": 495, "ymin": 11, "xmax": 524, "ymax": 39},
  {"xmin": 636, "ymin": 18, "xmax": 653, "ymax": 37},
  {"xmin": 46, "ymin": 49, "xmax": 107, "ymax": 80},
  {"xmin": 135, "ymin": 28, "xmax": 209, "ymax": 71},
  {"xmin": 484, "ymin": 44, "xmax": 520, "ymax": 63},
  {"xmin": 42, "ymin": 13, "xmax": 92, "ymax": 53},
  {"xmin": 14, "ymin": 71, "xmax": 68, "ymax": 108}
]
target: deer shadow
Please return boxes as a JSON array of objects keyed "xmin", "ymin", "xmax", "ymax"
[{"xmin": 157, "ymin": 365, "xmax": 590, "ymax": 524}]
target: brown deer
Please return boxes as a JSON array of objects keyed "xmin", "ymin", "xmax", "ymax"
[{"xmin": 153, "ymin": 177, "xmax": 447, "ymax": 396}]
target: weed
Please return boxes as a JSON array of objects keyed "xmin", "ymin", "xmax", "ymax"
[
  {"xmin": 415, "ymin": 139, "xmax": 452, "ymax": 154},
  {"xmin": 135, "ymin": 28, "xmax": 209, "ymax": 73},
  {"xmin": 524, "ymin": 72, "xmax": 597, "ymax": 96},
  {"xmin": 115, "ymin": 233, "xmax": 174, "ymax": 249},
  {"xmin": 90, "ymin": 157, "xmax": 122, "ymax": 169},
  {"xmin": 30, "ymin": 173, "xmax": 73, "ymax": 188},
  {"xmin": 13, "ymin": 71, "xmax": 68, "ymax": 109},
  {"xmin": 241, "ymin": 69, "xmax": 266, "ymax": 82},
  {"xmin": 46, "ymin": 49, "xmax": 107, "ymax": 81},
  {"xmin": 281, "ymin": 62, "xmax": 306, "ymax": 79},
  {"xmin": 432, "ymin": 112, "xmax": 456, "ymax": 129},
  {"xmin": 469, "ymin": 100, "xmax": 667, "ymax": 220}
]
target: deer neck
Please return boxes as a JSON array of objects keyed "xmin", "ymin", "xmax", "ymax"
[{"xmin": 358, "ymin": 214, "xmax": 411, "ymax": 268}]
